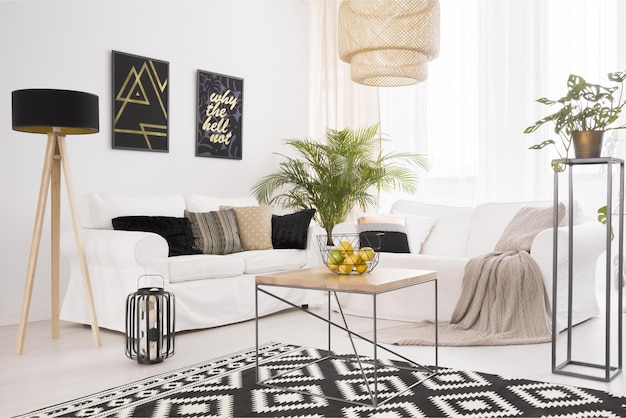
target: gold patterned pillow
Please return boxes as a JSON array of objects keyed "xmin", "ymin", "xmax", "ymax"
[{"xmin": 220, "ymin": 205, "xmax": 273, "ymax": 250}]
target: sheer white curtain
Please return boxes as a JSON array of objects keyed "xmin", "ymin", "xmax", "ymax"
[
  {"xmin": 308, "ymin": 0, "xmax": 380, "ymax": 135},
  {"xmin": 378, "ymin": 0, "xmax": 623, "ymax": 212},
  {"xmin": 310, "ymin": 0, "xmax": 625, "ymax": 214}
]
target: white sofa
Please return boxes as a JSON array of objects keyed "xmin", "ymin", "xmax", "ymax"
[
  {"xmin": 333, "ymin": 199, "xmax": 606, "ymax": 332},
  {"xmin": 60, "ymin": 193, "xmax": 325, "ymax": 333}
]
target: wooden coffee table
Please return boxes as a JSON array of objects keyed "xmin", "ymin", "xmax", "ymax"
[{"xmin": 255, "ymin": 266, "xmax": 438, "ymax": 408}]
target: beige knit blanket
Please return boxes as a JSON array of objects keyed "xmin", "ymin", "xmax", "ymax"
[{"xmin": 376, "ymin": 203, "xmax": 565, "ymax": 346}]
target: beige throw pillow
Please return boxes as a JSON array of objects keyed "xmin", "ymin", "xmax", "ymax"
[{"xmin": 220, "ymin": 205, "xmax": 273, "ymax": 250}]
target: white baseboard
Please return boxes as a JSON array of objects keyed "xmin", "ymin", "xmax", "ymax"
[{"xmin": 0, "ymin": 310, "xmax": 51, "ymax": 327}]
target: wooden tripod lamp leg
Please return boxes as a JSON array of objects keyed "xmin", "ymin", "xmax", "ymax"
[
  {"xmin": 15, "ymin": 135, "xmax": 56, "ymax": 355},
  {"xmin": 15, "ymin": 133, "xmax": 101, "ymax": 354},
  {"xmin": 51, "ymin": 138, "xmax": 61, "ymax": 339},
  {"xmin": 57, "ymin": 135, "xmax": 101, "ymax": 348}
]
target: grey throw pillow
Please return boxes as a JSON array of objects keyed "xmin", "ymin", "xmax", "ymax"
[{"xmin": 184, "ymin": 209, "xmax": 243, "ymax": 255}]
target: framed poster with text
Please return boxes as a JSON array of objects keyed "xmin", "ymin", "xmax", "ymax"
[
  {"xmin": 112, "ymin": 51, "xmax": 169, "ymax": 152},
  {"xmin": 196, "ymin": 70, "xmax": 243, "ymax": 159}
]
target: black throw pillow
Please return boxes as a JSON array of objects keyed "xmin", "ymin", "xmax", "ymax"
[
  {"xmin": 271, "ymin": 209, "xmax": 316, "ymax": 249},
  {"xmin": 357, "ymin": 222, "xmax": 410, "ymax": 253},
  {"xmin": 112, "ymin": 216, "xmax": 200, "ymax": 257}
]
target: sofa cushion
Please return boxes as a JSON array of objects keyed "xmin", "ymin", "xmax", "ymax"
[
  {"xmin": 357, "ymin": 217, "xmax": 410, "ymax": 253},
  {"xmin": 357, "ymin": 213, "xmax": 405, "ymax": 225},
  {"xmin": 466, "ymin": 201, "xmax": 560, "ymax": 258},
  {"xmin": 168, "ymin": 254, "xmax": 245, "ymax": 283},
  {"xmin": 236, "ymin": 249, "xmax": 308, "ymax": 274},
  {"xmin": 333, "ymin": 222, "xmax": 358, "ymax": 235},
  {"xmin": 356, "ymin": 212, "xmax": 436, "ymax": 253},
  {"xmin": 403, "ymin": 214, "xmax": 438, "ymax": 253},
  {"xmin": 184, "ymin": 209, "xmax": 243, "ymax": 255},
  {"xmin": 82, "ymin": 193, "xmax": 186, "ymax": 229},
  {"xmin": 221, "ymin": 205, "xmax": 273, "ymax": 250},
  {"xmin": 271, "ymin": 209, "xmax": 316, "ymax": 249},
  {"xmin": 391, "ymin": 200, "xmax": 473, "ymax": 257},
  {"xmin": 112, "ymin": 216, "xmax": 199, "ymax": 256},
  {"xmin": 186, "ymin": 195, "xmax": 257, "ymax": 212}
]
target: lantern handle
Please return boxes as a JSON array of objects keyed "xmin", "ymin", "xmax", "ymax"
[{"xmin": 137, "ymin": 274, "xmax": 166, "ymax": 289}]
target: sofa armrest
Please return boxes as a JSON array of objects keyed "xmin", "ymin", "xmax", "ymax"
[
  {"xmin": 61, "ymin": 229, "xmax": 169, "ymax": 269},
  {"xmin": 531, "ymin": 221, "xmax": 605, "ymax": 330},
  {"xmin": 531, "ymin": 221, "xmax": 606, "ymax": 268}
]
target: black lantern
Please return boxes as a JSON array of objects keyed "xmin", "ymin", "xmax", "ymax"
[{"xmin": 125, "ymin": 275, "xmax": 175, "ymax": 364}]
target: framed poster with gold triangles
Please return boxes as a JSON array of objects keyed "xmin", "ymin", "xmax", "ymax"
[{"xmin": 112, "ymin": 51, "xmax": 169, "ymax": 152}]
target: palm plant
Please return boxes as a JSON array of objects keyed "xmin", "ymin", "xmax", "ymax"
[{"xmin": 251, "ymin": 123, "xmax": 429, "ymax": 246}]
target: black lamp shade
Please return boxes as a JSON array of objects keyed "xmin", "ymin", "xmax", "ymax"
[{"xmin": 12, "ymin": 89, "xmax": 99, "ymax": 135}]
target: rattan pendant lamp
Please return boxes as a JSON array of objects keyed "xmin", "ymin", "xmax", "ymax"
[{"xmin": 338, "ymin": 0, "xmax": 440, "ymax": 87}]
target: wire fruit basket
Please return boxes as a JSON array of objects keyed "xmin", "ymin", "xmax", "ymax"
[{"xmin": 317, "ymin": 233, "xmax": 381, "ymax": 275}]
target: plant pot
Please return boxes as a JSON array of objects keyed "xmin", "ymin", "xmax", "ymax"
[{"xmin": 572, "ymin": 130, "xmax": 605, "ymax": 158}]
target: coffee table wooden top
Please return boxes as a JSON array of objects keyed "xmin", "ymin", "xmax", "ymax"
[{"xmin": 255, "ymin": 266, "xmax": 437, "ymax": 294}]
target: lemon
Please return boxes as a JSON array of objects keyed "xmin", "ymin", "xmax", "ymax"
[
  {"xmin": 338, "ymin": 240, "xmax": 354, "ymax": 255},
  {"xmin": 327, "ymin": 261, "xmax": 340, "ymax": 271},
  {"xmin": 338, "ymin": 264, "xmax": 353, "ymax": 275},
  {"xmin": 355, "ymin": 263, "xmax": 368, "ymax": 274},
  {"xmin": 343, "ymin": 253, "xmax": 360, "ymax": 266},
  {"xmin": 358, "ymin": 247, "xmax": 375, "ymax": 262}
]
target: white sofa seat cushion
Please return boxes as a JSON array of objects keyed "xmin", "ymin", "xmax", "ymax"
[
  {"xmin": 168, "ymin": 254, "xmax": 245, "ymax": 283},
  {"xmin": 235, "ymin": 249, "xmax": 308, "ymax": 274},
  {"xmin": 337, "ymin": 252, "xmax": 469, "ymax": 323}
]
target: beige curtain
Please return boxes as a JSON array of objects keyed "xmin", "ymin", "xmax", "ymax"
[{"xmin": 308, "ymin": 0, "xmax": 380, "ymax": 137}]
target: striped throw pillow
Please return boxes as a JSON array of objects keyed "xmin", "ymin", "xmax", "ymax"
[{"xmin": 184, "ymin": 209, "xmax": 243, "ymax": 255}]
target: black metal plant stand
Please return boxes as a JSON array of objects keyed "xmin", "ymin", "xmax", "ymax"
[{"xmin": 552, "ymin": 157, "xmax": 624, "ymax": 381}]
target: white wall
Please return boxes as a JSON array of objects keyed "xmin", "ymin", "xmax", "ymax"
[{"xmin": 0, "ymin": 0, "xmax": 310, "ymax": 326}]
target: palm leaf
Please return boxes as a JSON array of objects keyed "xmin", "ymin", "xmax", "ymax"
[{"xmin": 251, "ymin": 123, "xmax": 429, "ymax": 243}]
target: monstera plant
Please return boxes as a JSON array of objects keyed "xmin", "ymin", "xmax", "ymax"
[
  {"xmin": 524, "ymin": 70, "xmax": 626, "ymax": 172},
  {"xmin": 525, "ymin": 71, "xmax": 626, "ymax": 240},
  {"xmin": 251, "ymin": 123, "xmax": 429, "ymax": 245}
]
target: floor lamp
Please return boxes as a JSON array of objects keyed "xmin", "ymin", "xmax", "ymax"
[{"xmin": 12, "ymin": 89, "xmax": 102, "ymax": 354}]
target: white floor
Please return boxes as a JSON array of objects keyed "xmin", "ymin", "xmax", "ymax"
[{"xmin": 1, "ymin": 303, "xmax": 625, "ymax": 417}]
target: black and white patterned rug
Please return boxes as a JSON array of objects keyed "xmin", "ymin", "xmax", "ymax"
[{"xmin": 17, "ymin": 341, "xmax": 626, "ymax": 417}]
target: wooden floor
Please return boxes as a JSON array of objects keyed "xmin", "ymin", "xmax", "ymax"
[{"xmin": 1, "ymin": 304, "xmax": 625, "ymax": 417}]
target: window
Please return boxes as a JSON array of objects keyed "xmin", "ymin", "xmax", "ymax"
[{"xmin": 377, "ymin": 0, "xmax": 621, "ymax": 210}]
